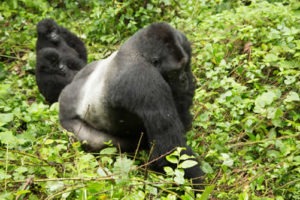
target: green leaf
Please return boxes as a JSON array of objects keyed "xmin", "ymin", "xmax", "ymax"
[
  {"xmin": 267, "ymin": 150, "xmax": 280, "ymax": 158},
  {"xmin": 0, "ymin": 169, "xmax": 11, "ymax": 180},
  {"xmin": 179, "ymin": 160, "xmax": 198, "ymax": 169},
  {"xmin": 15, "ymin": 190, "xmax": 31, "ymax": 196},
  {"xmin": 264, "ymin": 53, "xmax": 279, "ymax": 63},
  {"xmin": 199, "ymin": 185, "xmax": 215, "ymax": 200},
  {"xmin": 254, "ymin": 90, "xmax": 281, "ymax": 113},
  {"xmin": 47, "ymin": 181, "xmax": 64, "ymax": 192},
  {"xmin": 220, "ymin": 153, "xmax": 234, "ymax": 167},
  {"xmin": 14, "ymin": 166, "xmax": 28, "ymax": 174},
  {"xmin": 180, "ymin": 154, "xmax": 195, "ymax": 160},
  {"xmin": 113, "ymin": 156, "xmax": 134, "ymax": 181},
  {"xmin": 285, "ymin": 91, "xmax": 300, "ymax": 102},
  {"xmin": 166, "ymin": 155, "xmax": 179, "ymax": 164},
  {"xmin": 97, "ymin": 167, "xmax": 111, "ymax": 177},
  {"xmin": 0, "ymin": 131, "xmax": 16, "ymax": 144},
  {"xmin": 44, "ymin": 139, "xmax": 54, "ymax": 145},
  {"xmin": 164, "ymin": 166, "xmax": 174, "ymax": 175},
  {"xmin": 0, "ymin": 113, "xmax": 13, "ymax": 126},
  {"xmin": 201, "ymin": 161, "xmax": 214, "ymax": 174},
  {"xmin": 267, "ymin": 107, "xmax": 283, "ymax": 120},
  {"xmin": 174, "ymin": 169, "xmax": 185, "ymax": 184},
  {"xmin": 100, "ymin": 147, "xmax": 117, "ymax": 155},
  {"xmin": 284, "ymin": 76, "xmax": 296, "ymax": 85}
]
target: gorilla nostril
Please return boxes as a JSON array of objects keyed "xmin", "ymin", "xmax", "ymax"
[{"xmin": 59, "ymin": 64, "xmax": 65, "ymax": 70}]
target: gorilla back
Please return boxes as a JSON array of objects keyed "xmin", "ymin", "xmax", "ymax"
[{"xmin": 59, "ymin": 22, "xmax": 203, "ymax": 186}]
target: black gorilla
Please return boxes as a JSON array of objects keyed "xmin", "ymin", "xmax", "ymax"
[
  {"xmin": 59, "ymin": 23, "xmax": 203, "ymax": 186},
  {"xmin": 36, "ymin": 48, "xmax": 86, "ymax": 104},
  {"xmin": 35, "ymin": 19, "xmax": 87, "ymax": 104}
]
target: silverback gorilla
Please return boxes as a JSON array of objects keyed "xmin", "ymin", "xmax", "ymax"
[
  {"xmin": 35, "ymin": 19, "xmax": 87, "ymax": 104},
  {"xmin": 59, "ymin": 23, "xmax": 203, "ymax": 186}
]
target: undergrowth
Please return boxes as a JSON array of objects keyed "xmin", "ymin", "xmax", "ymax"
[{"xmin": 0, "ymin": 0, "xmax": 299, "ymax": 199}]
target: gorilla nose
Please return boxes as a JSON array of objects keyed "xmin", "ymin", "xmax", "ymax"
[{"xmin": 59, "ymin": 64, "xmax": 66, "ymax": 71}]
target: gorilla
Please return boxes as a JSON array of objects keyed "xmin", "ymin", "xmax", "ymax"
[
  {"xmin": 35, "ymin": 19, "xmax": 87, "ymax": 104},
  {"xmin": 36, "ymin": 48, "xmax": 86, "ymax": 104},
  {"xmin": 59, "ymin": 22, "xmax": 204, "ymax": 186}
]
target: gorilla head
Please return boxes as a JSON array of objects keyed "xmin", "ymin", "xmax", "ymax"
[
  {"xmin": 37, "ymin": 19, "xmax": 61, "ymax": 43},
  {"xmin": 35, "ymin": 19, "xmax": 87, "ymax": 104},
  {"xmin": 59, "ymin": 22, "xmax": 203, "ymax": 187},
  {"xmin": 124, "ymin": 23, "xmax": 191, "ymax": 74}
]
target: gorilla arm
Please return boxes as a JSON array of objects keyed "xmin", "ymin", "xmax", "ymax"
[
  {"xmin": 59, "ymin": 117, "xmax": 138, "ymax": 152},
  {"xmin": 59, "ymin": 26, "xmax": 87, "ymax": 63},
  {"xmin": 108, "ymin": 64, "xmax": 204, "ymax": 184}
]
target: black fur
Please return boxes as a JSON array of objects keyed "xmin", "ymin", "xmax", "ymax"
[
  {"xmin": 59, "ymin": 22, "xmax": 203, "ymax": 186},
  {"xmin": 36, "ymin": 48, "xmax": 85, "ymax": 104},
  {"xmin": 35, "ymin": 19, "xmax": 87, "ymax": 104},
  {"xmin": 36, "ymin": 19, "xmax": 87, "ymax": 63}
]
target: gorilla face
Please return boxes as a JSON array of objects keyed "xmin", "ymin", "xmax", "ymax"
[
  {"xmin": 135, "ymin": 24, "xmax": 189, "ymax": 70},
  {"xmin": 37, "ymin": 19, "xmax": 61, "ymax": 43}
]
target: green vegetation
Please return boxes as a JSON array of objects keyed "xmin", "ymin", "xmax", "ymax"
[{"xmin": 0, "ymin": 0, "xmax": 299, "ymax": 199}]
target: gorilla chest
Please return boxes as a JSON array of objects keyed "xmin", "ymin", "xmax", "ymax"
[
  {"xmin": 76, "ymin": 78, "xmax": 142, "ymax": 135},
  {"xmin": 80, "ymin": 103, "xmax": 143, "ymax": 135},
  {"xmin": 75, "ymin": 52, "xmax": 143, "ymax": 135},
  {"xmin": 108, "ymin": 107, "xmax": 143, "ymax": 135}
]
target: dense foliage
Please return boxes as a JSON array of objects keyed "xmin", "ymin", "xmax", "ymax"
[{"xmin": 0, "ymin": 0, "xmax": 299, "ymax": 199}]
